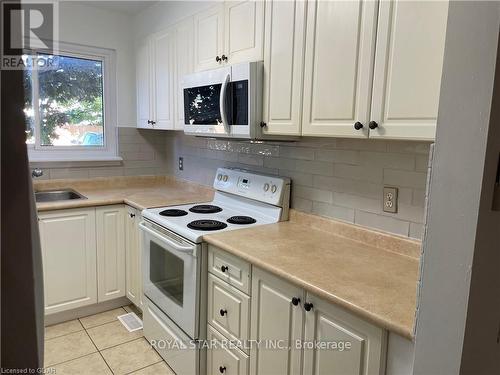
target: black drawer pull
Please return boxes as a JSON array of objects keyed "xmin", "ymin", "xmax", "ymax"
[
  {"xmin": 220, "ymin": 265, "xmax": 228, "ymax": 273},
  {"xmin": 219, "ymin": 366, "xmax": 226, "ymax": 373},
  {"xmin": 220, "ymin": 309, "xmax": 228, "ymax": 316}
]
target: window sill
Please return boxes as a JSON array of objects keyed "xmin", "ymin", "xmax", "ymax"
[{"xmin": 29, "ymin": 156, "xmax": 123, "ymax": 169}]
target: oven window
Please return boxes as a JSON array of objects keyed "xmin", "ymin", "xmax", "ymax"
[
  {"xmin": 150, "ymin": 241, "xmax": 184, "ymax": 307},
  {"xmin": 184, "ymin": 83, "xmax": 222, "ymax": 125}
]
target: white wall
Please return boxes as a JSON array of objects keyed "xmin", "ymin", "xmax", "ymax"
[{"xmin": 57, "ymin": 1, "xmax": 136, "ymax": 127}]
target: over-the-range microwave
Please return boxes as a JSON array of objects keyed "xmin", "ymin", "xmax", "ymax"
[{"xmin": 182, "ymin": 61, "xmax": 267, "ymax": 140}]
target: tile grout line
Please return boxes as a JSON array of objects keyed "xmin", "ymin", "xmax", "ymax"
[
  {"xmin": 85, "ymin": 328, "xmax": 115, "ymax": 375},
  {"xmin": 123, "ymin": 359, "xmax": 165, "ymax": 375},
  {"xmin": 45, "ymin": 351, "xmax": 101, "ymax": 369}
]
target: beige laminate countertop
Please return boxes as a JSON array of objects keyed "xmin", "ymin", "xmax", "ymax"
[
  {"xmin": 34, "ymin": 175, "xmax": 214, "ymax": 211},
  {"xmin": 204, "ymin": 210, "xmax": 421, "ymax": 339}
]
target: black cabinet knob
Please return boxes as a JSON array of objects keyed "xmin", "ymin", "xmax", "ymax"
[
  {"xmin": 260, "ymin": 121, "xmax": 267, "ymax": 128},
  {"xmin": 220, "ymin": 265, "xmax": 228, "ymax": 273},
  {"xmin": 219, "ymin": 366, "xmax": 226, "ymax": 373},
  {"xmin": 304, "ymin": 302, "xmax": 313, "ymax": 312},
  {"xmin": 291, "ymin": 297, "xmax": 300, "ymax": 306},
  {"xmin": 147, "ymin": 120, "xmax": 152, "ymax": 124},
  {"xmin": 368, "ymin": 121, "xmax": 378, "ymax": 130},
  {"xmin": 354, "ymin": 122, "xmax": 363, "ymax": 130},
  {"xmin": 221, "ymin": 54, "xmax": 228, "ymax": 61},
  {"xmin": 216, "ymin": 56, "xmax": 221, "ymax": 62},
  {"xmin": 129, "ymin": 213, "xmax": 135, "ymax": 218},
  {"xmin": 220, "ymin": 309, "xmax": 227, "ymax": 316}
]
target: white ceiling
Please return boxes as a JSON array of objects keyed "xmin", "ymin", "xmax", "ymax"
[{"xmin": 82, "ymin": 1, "xmax": 159, "ymax": 15}]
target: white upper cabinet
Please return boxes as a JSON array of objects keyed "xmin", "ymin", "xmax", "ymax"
[
  {"xmin": 262, "ymin": 0, "xmax": 306, "ymax": 136},
  {"xmin": 152, "ymin": 29, "xmax": 175, "ymax": 130},
  {"xmin": 194, "ymin": 4, "xmax": 225, "ymax": 71},
  {"xmin": 369, "ymin": 0, "xmax": 449, "ymax": 140},
  {"xmin": 224, "ymin": 0, "xmax": 264, "ymax": 65},
  {"xmin": 96, "ymin": 206, "xmax": 126, "ymax": 302},
  {"xmin": 302, "ymin": 293, "xmax": 386, "ymax": 375},
  {"xmin": 301, "ymin": 0, "xmax": 378, "ymax": 138},
  {"xmin": 174, "ymin": 18, "xmax": 194, "ymax": 130},
  {"xmin": 136, "ymin": 38, "xmax": 152, "ymax": 129},
  {"xmin": 194, "ymin": 1, "xmax": 264, "ymax": 72},
  {"xmin": 39, "ymin": 208, "xmax": 97, "ymax": 314}
]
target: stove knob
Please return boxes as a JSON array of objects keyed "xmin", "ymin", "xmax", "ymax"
[
  {"xmin": 217, "ymin": 174, "xmax": 222, "ymax": 181},
  {"xmin": 271, "ymin": 185, "xmax": 277, "ymax": 193},
  {"xmin": 263, "ymin": 183, "xmax": 270, "ymax": 192},
  {"xmin": 223, "ymin": 175, "xmax": 228, "ymax": 182}
]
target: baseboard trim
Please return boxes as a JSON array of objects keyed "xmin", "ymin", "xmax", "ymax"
[{"xmin": 44, "ymin": 297, "xmax": 131, "ymax": 326}]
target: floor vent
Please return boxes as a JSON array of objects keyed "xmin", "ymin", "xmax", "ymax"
[{"xmin": 118, "ymin": 312, "xmax": 143, "ymax": 332}]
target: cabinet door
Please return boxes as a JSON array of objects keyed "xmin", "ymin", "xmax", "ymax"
[
  {"xmin": 136, "ymin": 38, "xmax": 152, "ymax": 129},
  {"xmin": 262, "ymin": 0, "xmax": 306, "ymax": 136},
  {"xmin": 174, "ymin": 17, "xmax": 194, "ymax": 130},
  {"xmin": 194, "ymin": 5, "xmax": 224, "ymax": 71},
  {"xmin": 224, "ymin": 0, "xmax": 264, "ymax": 65},
  {"xmin": 301, "ymin": 0, "xmax": 378, "ymax": 137},
  {"xmin": 369, "ymin": 1, "xmax": 448, "ymax": 140},
  {"xmin": 152, "ymin": 28, "xmax": 175, "ymax": 130},
  {"xmin": 38, "ymin": 208, "xmax": 97, "ymax": 314},
  {"xmin": 125, "ymin": 206, "xmax": 142, "ymax": 309},
  {"xmin": 303, "ymin": 293, "xmax": 386, "ymax": 375},
  {"xmin": 96, "ymin": 206, "xmax": 126, "ymax": 302},
  {"xmin": 250, "ymin": 268, "xmax": 304, "ymax": 375}
]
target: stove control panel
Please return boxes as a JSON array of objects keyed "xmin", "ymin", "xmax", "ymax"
[{"xmin": 214, "ymin": 168, "xmax": 290, "ymax": 207}]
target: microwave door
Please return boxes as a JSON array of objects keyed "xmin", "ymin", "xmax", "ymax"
[{"xmin": 183, "ymin": 67, "xmax": 231, "ymax": 137}]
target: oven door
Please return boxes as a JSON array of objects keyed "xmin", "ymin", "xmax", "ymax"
[
  {"xmin": 183, "ymin": 66, "xmax": 232, "ymax": 137},
  {"xmin": 139, "ymin": 220, "xmax": 200, "ymax": 338}
]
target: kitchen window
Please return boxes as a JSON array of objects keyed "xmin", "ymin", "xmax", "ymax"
[{"xmin": 24, "ymin": 43, "xmax": 118, "ymax": 162}]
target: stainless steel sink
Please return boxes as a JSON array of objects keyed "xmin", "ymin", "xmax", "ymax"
[{"xmin": 35, "ymin": 189, "xmax": 87, "ymax": 203}]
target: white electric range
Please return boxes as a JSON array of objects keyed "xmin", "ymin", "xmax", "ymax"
[{"xmin": 140, "ymin": 168, "xmax": 290, "ymax": 375}]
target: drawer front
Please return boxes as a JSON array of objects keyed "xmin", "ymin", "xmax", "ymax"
[
  {"xmin": 208, "ymin": 245, "xmax": 251, "ymax": 294},
  {"xmin": 207, "ymin": 325, "xmax": 249, "ymax": 375},
  {"xmin": 208, "ymin": 274, "xmax": 250, "ymax": 349}
]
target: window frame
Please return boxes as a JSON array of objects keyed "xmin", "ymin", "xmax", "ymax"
[{"xmin": 25, "ymin": 42, "xmax": 119, "ymax": 162}]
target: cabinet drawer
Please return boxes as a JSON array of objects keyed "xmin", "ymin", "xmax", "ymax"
[
  {"xmin": 208, "ymin": 274, "xmax": 250, "ymax": 350},
  {"xmin": 207, "ymin": 325, "xmax": 249, "ymax": 375},
  {"xmin": 208, "ymin": 245, "xmax": 251, "ymax": 294}
]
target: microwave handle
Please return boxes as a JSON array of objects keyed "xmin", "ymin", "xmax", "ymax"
[
  {"xmin": 220, "ymin": 73, "xmax": 231, "ymax": 134},
  {"xmin": 139, "ymin": 222, "xmax": 195, "ymax": 255}
]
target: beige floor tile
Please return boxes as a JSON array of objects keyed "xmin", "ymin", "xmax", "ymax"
[
  {"xmin": 101, "ymin": 338, "xmax": 161, "ymax": 375},
  {"xmin": 79, "ymin": 307, "xmax": 127, "ymax": 329},
  {"xmin": 44, "ymin": 331, "xmax": 97, "ymax": 366},
  {"xmin": 131, "ymin": 361, "xmax": 174, "ymax": 375},
  {"xmin": 86, "ymin": 320, "xmax": 143, "ymax": 350},
  {"xmin": 51, "ymin": 352, "xmax": 112, "ymax": 375},
  {"xmin": 45, "ymin": 319, "xmax": 83, "ymax": 340}
]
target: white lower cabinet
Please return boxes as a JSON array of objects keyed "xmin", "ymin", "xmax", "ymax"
[
  {"xmin": 249, "ymin": 268, "xmax": 304, "ymax": 375},
  {"xmin": 39, "ymin": 205, "xmax": 133, "ymax": 315},
  {"xmin": 125, "ymin": 206, "xmax": 143, "ymax": 310},
  {"xmin": 39, "ymin": 208, "xmax": 97, "ymax": 314},
  {"xmin": 207, "ymin": 247, "xmax": 387, "ymax": 375},
  {"xmin": 96, "ymin": 205, "xmax": 126, "ymax": 302},
  {"xmin": 208, "ymin": 325, "xmax": 249, "ymax": 375},
  {"xmin": 303, "ymin": 293, "xmax": 386, "ymax": 375}
]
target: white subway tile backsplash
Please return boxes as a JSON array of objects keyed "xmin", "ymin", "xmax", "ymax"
[
  {"xmin": 315, "ymin": 149, "xmax": 359, "ymax": 165},
  {"xmin": 168, "ymin": 133, "xmax": 431, "ymax": 238},
  {"xmin": 334, "ymin": 164, "xmax": 383, "ymax": 183},
  {"xmin": 384, "ymin": 169, "xmax": 427, "ymax": 189},
  {"xmin": 312, "ymin": 202, "xmax": 356, "ymax": 222},
  {"xmin": 355, "ymin": 210, "xmax": 410, "ymax": 237}
]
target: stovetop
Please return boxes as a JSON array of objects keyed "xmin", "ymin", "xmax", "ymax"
[
  {"xmin": 142, "ymin": 168, "xmax": 290, "ymax": 243},
  {"xmin": 142, "ymin": 192, "xmax": 283, "ymax": 243}
]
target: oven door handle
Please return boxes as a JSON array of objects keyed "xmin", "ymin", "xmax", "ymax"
[
  {"xmin": 139, "ymin": 222, "xmax": 195, "ymax": 255},
  {"xmin": 219, "ymin": 73, "xmax": 231, "ymax": 134}
]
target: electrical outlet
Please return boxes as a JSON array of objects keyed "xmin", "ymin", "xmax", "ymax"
[
  {"xmin": 178, "ymin": 157, "xmax": 184, "ymax": 171},
  {"xmin": 383, "ymin": 187, "xmax": 398, "ymax": 213}
]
